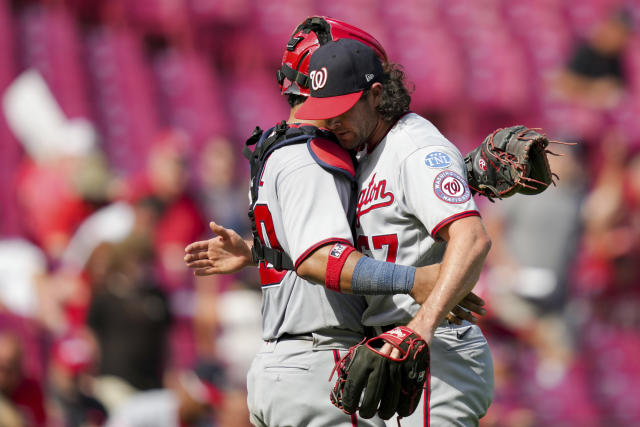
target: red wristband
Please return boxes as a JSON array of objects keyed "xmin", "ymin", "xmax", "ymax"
[{"xmin": 325, "ymin": 243, "xmax": 356, "ymax": 292}]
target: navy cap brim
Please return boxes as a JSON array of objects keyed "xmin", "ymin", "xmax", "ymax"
[{"xmin": 295, "ymin": 91, "xmax": 363, "ymax": 120}]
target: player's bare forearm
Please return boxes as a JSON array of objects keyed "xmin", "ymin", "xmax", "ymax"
[
  {"xmin": 297, "ymin": 242, "xmax": 486, "ymax": 325},
  {"xmin": 411, "ymin": 265, "xmax": 486, "ymax": 325},
  {"xmin": 409, "ymin": 264, "xmax": 441, "ymax": 302},
  {"xmin": 407, "ymin": 216, "xmax": 491, "ymax": 343},
  {"xmin": 296, "ymin": 244, "xmax": 363, "ymax": 291}
]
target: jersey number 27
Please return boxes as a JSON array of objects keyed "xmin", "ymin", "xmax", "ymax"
[{"xmin": 357, "ymin": 234, "xmax": 398, "ymax": 262}]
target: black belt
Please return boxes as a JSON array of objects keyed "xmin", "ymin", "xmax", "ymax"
[
  {"xmin": 365, "ymin": 324, "xmax": 400, "ymax": 339},
  {"xmin": 276, "ymin": 333, "xmax": 313, "ymax": 342}
]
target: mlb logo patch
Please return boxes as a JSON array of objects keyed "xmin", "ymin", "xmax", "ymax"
[
  {"xmin": 424, "ymin": 152, "xmax": 452, "ymax": 169},
  {"xmin": 330, "ymin": 243, "xmax": 346, "ymax": 258}
]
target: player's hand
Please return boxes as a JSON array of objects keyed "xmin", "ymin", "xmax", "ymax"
[
  {"xmin": 446, "ymin": 292, "xmax": 486, "ymax": 325},
  {"xmin": 184, "ymin": 222, "xmax": 254, "ymax": 275}
]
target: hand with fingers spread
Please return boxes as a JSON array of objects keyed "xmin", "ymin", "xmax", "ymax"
[{"xmin": 184, "ymin": 222, "xmax": 254, "ymax": 276}]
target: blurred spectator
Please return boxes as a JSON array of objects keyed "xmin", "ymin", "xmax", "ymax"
[
  {"xmin": 105, "ymin": 363, "xmax": 225, "ymax": 427},
  {"xmin": 216, "ymin": 388, "xmax": 252, "ymax": 427},
  {"xmin": 481, "ymin": 143, "xmax": 588, "ymax": 423},
  {"xmin": 125, "ymin": 130, "xmax": 206, "ymax": 292},
  {"xmin": 3, "ymin": 69, "xmax": 104, "ymax": 260},
  {"xmin": 574, "ymin": 129, "xmax": 640, "ymax": 298},
  {"xmin": 213, "ymin": 284, "xmax": 261, "ymax": 389},
  {"xmin": 15, "ymin": 154, "xmax": 95, "ymax": 260},
  {"xmin": 60, "ymin": 201, "xmax": 136, "ymax": 275},
  {"xmin": 0, "ymin": 331, "xmax": 46, "ymax": 426},
  {"xmin": 196, "ymin": 137, "xmax": 250, "ymax": 237},
  {"xmin": 86, "ymin": 209, "xmax": 172, "ymax": 413},
  {"xmin": 191, "ymin": 275, "xmax": 221, "ymax": 366},
  {"xmin": 480, "ymin": 338, "xmax": 535, "ymax": 427},
  {"xmin": 483, "ymin": 143, "xmax": 586, "ymax": 321},
  {"xmin": 48, "ymin": 330, "xmax": 107, "ymax": 427},
  {"xmin": 552, "ymin": 8, "xmax": 634, "ymax": 110},
  {"xmin": 0, "ymin": 239, "xmax": 46, "ymax": 319},
  {"xmin": 0, "ymin": 395, "xmax": 24, "ymax": 427}
]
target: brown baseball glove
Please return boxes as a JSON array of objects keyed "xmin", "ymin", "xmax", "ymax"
[
  {"xmin": 465, "ymin": 126, "xmax": 570, "ymax": 200},
  {"xmin": 330, "ymin": 326, "xmax": 429, "ymax": 420}
]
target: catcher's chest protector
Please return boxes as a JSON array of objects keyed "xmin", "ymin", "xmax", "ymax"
[{"xmin": 243, "ymin": 121, "xmax": 357, "ymax": 270}]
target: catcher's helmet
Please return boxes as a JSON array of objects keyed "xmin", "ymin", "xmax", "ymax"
[{"xmin": 277, "ymin": 16, "xmax": 388, "ymax": 96}]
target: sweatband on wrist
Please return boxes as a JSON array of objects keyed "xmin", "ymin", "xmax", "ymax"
[
  {"xmin": 325, "ymin": 243, "xmax": 356, "ymax": 292},
  {"xmin": 351, "ymin": 256, "xmax": 416, "ymax": 295}
]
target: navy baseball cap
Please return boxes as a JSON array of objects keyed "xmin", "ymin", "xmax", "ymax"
[{"xmin": 295, "ymin": 38, "xmax": 384, "ymax": 120}]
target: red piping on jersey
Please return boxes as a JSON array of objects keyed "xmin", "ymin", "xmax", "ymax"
[
  {"xmin": 430, "ymin": 210, "xmax": 480, "ymax": 239},
  {"xmin": 366, "ymin": 111, "xmax": 413, "ymax": 154},
  {"xmin": 425, "ymin": 371, "xmax": 431, "ymax": 427},
  {"xmin": 294, "ymin": 238, "xmax": 353, "ymax": 270}
]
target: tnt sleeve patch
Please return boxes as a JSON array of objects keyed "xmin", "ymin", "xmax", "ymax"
[
  {"xmin": 433, "ymin": 170, "xmax": 471, "ymax": 203},
  {"xmin": 308, "ymin": 138, "xmax": 356, "ymax": 180},
  {"xmin": 424, "ymin": 151, "xmax": 452, "ymax": 168}
]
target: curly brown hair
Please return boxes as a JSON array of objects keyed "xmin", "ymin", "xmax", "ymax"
[{"xmin": 372, "ymin": 62, "xmax": 413, "ymax": 122}]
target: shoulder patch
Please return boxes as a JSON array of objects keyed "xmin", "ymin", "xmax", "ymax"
[
  {"xmin": 308, "ymin": 138, "xmax": 356, "ymax": 179},
  {"xmin": 433, "ymin": 170, "xmax": 471, "ymax": 203},
  {"xmin": 424, "ymin": 151, "xmax": 452, "ymax": 169}
]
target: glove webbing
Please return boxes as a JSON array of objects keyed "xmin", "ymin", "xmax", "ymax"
[{"xmin": 485, "ymin": 127, "xmax": 549, "ymax": 192}]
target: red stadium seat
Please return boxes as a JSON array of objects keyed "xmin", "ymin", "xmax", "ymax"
[
  {"xmin": 152, "ymin": 50, "xmax": 230, "ymax": 149},
  {"xmin": 18, "ymin": 5, "xmax": 92, "ymax": 120},
  {"xmin": 85, "ymin": 27, "xmax": 161, "ymax": 175}
]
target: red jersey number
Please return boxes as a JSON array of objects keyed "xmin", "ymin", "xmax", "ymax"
[
  {"xmin": 253, "ymin": 204, "xmax": 287, "ymax": 286},
  {"xmin": 357, "ymin": 234, "xmax": 398, "ymax": 262}
]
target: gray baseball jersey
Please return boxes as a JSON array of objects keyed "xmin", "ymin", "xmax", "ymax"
[
  {"xmin": 253, "ymin": 139, "xmax": 366, "ymax": 341},
  {"xmin": 355, "ymin": 113, "xmax": 480, "ymax": 326},
  {"xmin": 354, "ymin": 113, "xmax": 493, "ymax": 426},
  {"xmin": 248, "ymin": 134, "xmax": 385, "ymax": 427}
]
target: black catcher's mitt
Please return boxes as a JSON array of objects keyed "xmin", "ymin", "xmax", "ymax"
[
  {"xmin": 465, "ymin": 126, "xmax": 567, "ymax": 200},
  {"xmin": 330, "ymin": 326, "xmax": 430, "ymax": 420}
]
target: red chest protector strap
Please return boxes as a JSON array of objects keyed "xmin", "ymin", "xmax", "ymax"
[{"xmin": 307, "ymin": 136, "xmax": 356, "ymax": 182}]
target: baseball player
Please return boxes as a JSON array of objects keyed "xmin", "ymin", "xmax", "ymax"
[
  {"xmin": 294, "ymin": 38, "xmax": 494, "ymax": 426},
  {"xmin": 184, "ymin": 18, "xmax": 485, "ymax": 427}
]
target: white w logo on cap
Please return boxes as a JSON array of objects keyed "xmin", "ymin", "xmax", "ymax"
[{"xmin": 310, "ymin": 67, "xmax": 328, "ymax": 90}]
